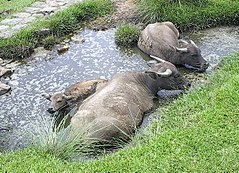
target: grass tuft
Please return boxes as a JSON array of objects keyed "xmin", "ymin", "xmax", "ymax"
[
  {"xmin": 115, "ymin": 24, "xmax": 140, "ymax": 47},
  {"xmin": 25, "ymin": 115, "xmax": 96, "ymax": 161},
  {"xmin": 42, "ymin": 35, "xmax": 58, "ymax": 49},
  {"xmin": 174, "ymin": 0, "xmax": 209, "ymax": 6}
]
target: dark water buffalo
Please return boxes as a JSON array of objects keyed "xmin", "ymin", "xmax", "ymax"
[
  {"xmin": 138, "ymin": 22, "xmax": 209, "ymax": 71},
  {"xmin": 70, "ymin": 60, "xmax": 190, "ymax": 143},
  {"xmin": 42, "ymin": 79, "xmax": 108, "ymax": 113}
]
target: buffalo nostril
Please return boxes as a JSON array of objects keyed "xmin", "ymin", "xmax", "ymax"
[
  {"xmin": 199, "ymin": 63, "xmax": 209, "ymax": 72},
  {"xmin": 205, "ymin": 63, "xmax": 209, "ymax": 67},
  {"xmin": 202, "ymin": 63, "xmax": 209, "ymax": 70},
  {"xmin": 182, "ymin": 81, "xmax": 191, "ymax": 89},
  {"xmin": 47, "ymin": 108, "xmax": 55, "ymax": 114}
]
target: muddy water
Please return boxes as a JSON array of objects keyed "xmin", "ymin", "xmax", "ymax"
[{"xmin": 1, "ymin": 26, "xmax": 239, "ymax": 151}]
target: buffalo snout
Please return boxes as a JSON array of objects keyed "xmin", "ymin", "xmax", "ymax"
[
  {"xmin": 200, "ymin": 62, "xmax": 209, "ymax": 72},
  {"xmin": 184, "ymin": 80, "xmax": 191, "ymax": 89},
  {"xmin": 47, "ymin": 107, "xmax": 56, "ymax": 114}
]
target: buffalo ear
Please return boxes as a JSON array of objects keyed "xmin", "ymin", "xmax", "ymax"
[
  {"xmin": 42, "ymin": 93, "xmax": 51, "ymax": 100},
  {"xmin": 145, "ymin": 70, "xmax": 157, "ymax": 80}
]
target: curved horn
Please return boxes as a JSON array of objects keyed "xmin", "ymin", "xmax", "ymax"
[
  {"xmin": 178, "ymin": 39, "xmax": 188, "ymax": 45},
  {"xmin": 150, "ymin": 55, "xmax": 166, "ymax": 63},
  {"xmin": 176, "ymin": 47, "xmax": 188, "ymax": 52},
  {"xmin": 189, "ymin": 40, "xmax": 198, "ymax": 48}
]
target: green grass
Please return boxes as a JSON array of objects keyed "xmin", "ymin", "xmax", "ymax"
[
  {"xmin": 42, "ymin": 35, "xmax": 58, "ymax": 49},
  {"xmin": 172, "ymin": 0, "xmax": 209, "ymax": 6},
  {"xmin": 0, "ymin": 0, "xmax": 40, "ymax": 21},
  {"xmin": 0, "ymin": 0, "xmax": 113, "ymax": 59},
  {"xmin": 115, "ymin": 23, "xmax": 140, "ymax": 47},
  {"xmin": 1, "ymin": 53, "xmax": 239, "ymax": 172},
  {"xmin": 138, "ymin": 0, "xmax": 239, "ymax": 31}
]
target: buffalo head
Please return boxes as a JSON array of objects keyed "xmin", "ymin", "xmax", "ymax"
[
  {"xmin": 42, "ymin": 92, "xmax": 73, "ymax": 114},
  {"xmin": 176, "ymin": 40, "xmax": 209, "ymax": 71},
  {"xmin": 146, "ymin": 55, "xmax": 191, "ymax": 90}
]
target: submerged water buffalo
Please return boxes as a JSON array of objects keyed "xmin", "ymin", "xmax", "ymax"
[
  {"xmin": 138, "ymin": 22, "xmax": 209, "ymax": 71},
  {"xmin": 70, "ymin": 60, "xmax": 190, "ymax": 144},
  {"xmin": 42, "ymin": 79, "xmax": 108, "ymax": 114}
]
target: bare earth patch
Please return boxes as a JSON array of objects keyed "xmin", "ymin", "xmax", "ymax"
[
  {"xmin": 88, "ymin": 0, "xmax": 139, "ymax": 30},
  {"xmin": 111, "ymin": 0, "xmax": 139, "ymax": 24}
]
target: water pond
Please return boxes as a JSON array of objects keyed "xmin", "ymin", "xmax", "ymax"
[{"xmin": 0, "ymin": 26, "xmax": 239, "ymax": 151}]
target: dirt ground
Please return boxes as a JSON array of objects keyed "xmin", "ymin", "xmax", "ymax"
[
  {"xmin": 87, "ymin": 0, "xmax": 140, "ymax": 30},
  {"xmin": 111, "ymin": 0, "xmax": 139, "ymax": 24}
]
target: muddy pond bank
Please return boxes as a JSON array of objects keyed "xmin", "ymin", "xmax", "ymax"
[{"xmin": 1, "ymin": 26, "xmax": 239, "ymax": 152}]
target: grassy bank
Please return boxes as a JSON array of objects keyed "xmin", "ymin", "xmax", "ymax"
[
  {"xmin": 137, "ymin": 0, "xmax": 239, "ymax": 31},
  {"xmin": 116, "ymin": 0, "xmax": 239, "ymax": 47},
  {"xmin": 0, "ymin": 0, "xmax": 113, "ymax": 59},
  {"xmin": 1, "ymin": 53, "xmax": 239, "ymax": 172},
  {"xmin": 0, "ymin": 0, "xmax": 39, "ymax": 21}
]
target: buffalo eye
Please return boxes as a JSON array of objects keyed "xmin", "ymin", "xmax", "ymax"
[
  {"xmin": 57, "ymin": 100, "xmax": 63, "ymax": 103},
  {"xmin": 173, "ymin": 74, "xmax": 180, "ymax": 78}
]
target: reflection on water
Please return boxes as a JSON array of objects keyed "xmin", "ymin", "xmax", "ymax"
[{"xmin": 1, "ymin": 26, "xmax": 239, "ymax": 151}]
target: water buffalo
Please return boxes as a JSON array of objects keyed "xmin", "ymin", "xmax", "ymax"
[
  {"xmin": 138, "ymin": 22, "xmax": 209, "ymax": 71},
  {"xmin": 70, "ymin": 59, "xmax": 190, "ymax": 144},
  {"xmin": 42, "ymin": 79, "xmax": 108, "ymax": 114}
]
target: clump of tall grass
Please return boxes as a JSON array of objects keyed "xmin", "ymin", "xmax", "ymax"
[
  {"xmin": 25, "ymin": 115, "xmax": 96, "ymax": 160},
  {"xmin": 42, "ymin": 35, "xmax": 58, "ymax": 49},
  {"xmin": 24, "ymin": 112, "xmax": 134, "ymax": 160},
  {"xmin": 115, "ymin": 24, "xmax": 140, "ymax": 47}
]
